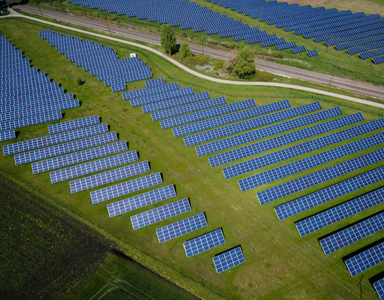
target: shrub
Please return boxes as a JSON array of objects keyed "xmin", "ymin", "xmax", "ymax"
[
  {"xmin": 179, "ymin": 42, "xmax": 192, "ymax": 59},
  {"xmin": 223, "ymin": 48, "xmax": 256, "ymax": 79},
  {"xmin": 160, "ymin": 24, "xmax": 176, "ymax": 55}
]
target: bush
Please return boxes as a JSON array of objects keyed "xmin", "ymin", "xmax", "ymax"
[
  {"xmin": 179, "ymin": 42, "xmax": 192, "ymax": 59},
  {"xmin": 77, "ymin": 78, "xmax": 85, "ymax": 85},
  {"xmin": 160, "ymin": 24, "xmax": 176, "ymax": 55},
  {"xmin": 223, "ymin": 48, "xmax": 256, "ymax": 79},
  {"xmin": 213, "ymin": 60, "xmax": 224, "ymax": 71}
]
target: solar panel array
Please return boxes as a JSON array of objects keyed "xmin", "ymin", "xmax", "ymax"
[
  {"xmin": 0, "ymin": 129, "xmax": 15, "ymax": 142},
  {"xmin": 197, "ymin": 106, "xmax": 339, "ymax": 157},
  {"xmin": 39, "ymin": 30, "xmax": 152, "ymax": 92},
  {"xmin": 373, "ymin": 56, "xmax": 384, "ymax": 64},
  {"xmin": 15, "ymin": 132, "xmax": 117, "ymax": 166},
  {"xmin": 336, "ymin": 34, "xmax": 384, "ymax": 50},
  {"xmin": 274, "ymin": 165, "xmax": 384, "ymax": 221},
  {"xmin": 131, "ymin": 198, "xmax": 191, "ymax": 230},
  {"xmin": 156, "ymin": 213, "xmax": 207, "ymax": 243},
  {"xmin": 185, "ymin": 102, "xmax": 321, "ymax": 147},
  {"xmin": 69, "ymin": 161, "xmax": 150, "ymax": 193},
  {"xmin": 107, "ymin": 185, "xmax": 176, "ymax": 217},
  {"xmin": 145, "ymin": 77, "xmax": 165, "ymax": 88},
  {"xmin": 308, "ymin": 50, "xmax": 319, "ymax": 57},
  {"xmin": 183, "ymin": 229, "xmax": 225, "ymax": 258},
  {"xmin": 122, "ymin": 82, "xmax": 179, "ymax": 100},
  {"xmin": 161, "ymin": 98, "xmax": 256, "ymax": 129},
  {"xmin": 130, "ymin": 87, "xmax": 194, "ymax": 107},
  {"xmin": 3, "ymin": 123, "xmax": 108, "ymax": 156},
  {"xmin": 345, "ymin": 242, "xmax": 384, "ymax": 276},
  {"xmin": 50, "ymin": 150, "xmax": 138, "ymax": 183},
  {"xmin": 31, "ymin": 139, "xmax": 125, "ymax": 174},
  {"xmin": 220, "ymin": 112, "xmax": 364, "ymax": 173},
  {"xmin": 319, "ymin": 212, "xmax": 384, "ymax": 255},
  {"xmin": 291, "ymin": 46, "xmax": 306, "ymax": 54},
  {"xmin": 213, "ymin": 247, "xmax": 245, "ymax": 274},
  {"xmin": 91, "ymin": 172, "xmax": 163, "ymax": 204},
  {"xmin": 347, "ymin": 41, "xmax": 384, "ymax": 55},
  {"xmin": 360, "ymin": 48, "xmax": 384, "ymax": 59},
  {"xmin": 48, "ymin": 115, "xmax": 100, "ymax": 134},
  {"xmin": 374, "ymin": 278, "xmax": 384, "ymax": 300},
  {"xmin": 175, "ymin": 99, "xmax": 290, "ymax": 138},
  {"xmin": 295, "ymin": 187, "xmax": 384, "ymax": 237}
]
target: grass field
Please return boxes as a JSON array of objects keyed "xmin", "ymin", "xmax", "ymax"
[{"xmin": 1, "ymin": 17, "xmax": 384, "ymax": 300}]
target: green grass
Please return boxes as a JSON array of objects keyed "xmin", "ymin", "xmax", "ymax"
[{"xmin": 1, "ymin": 17, "xmax": 384, "ymax": 300}]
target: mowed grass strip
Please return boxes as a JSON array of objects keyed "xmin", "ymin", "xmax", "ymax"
[{"xmin": 0, "ymin": 18, "xmax": 383, "ymax": 300}]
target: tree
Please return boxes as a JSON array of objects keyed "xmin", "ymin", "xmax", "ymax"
[
  {"xmin": 160, "ymin": 24, "xmax": 176, "ymax": 55},
  {"xmin": 223, "ymin": 47, "xmax": 256, "ymax": 79},
  {"xmin": 179, "ymin": 42, "xmax": 192, "ymax": 59}
]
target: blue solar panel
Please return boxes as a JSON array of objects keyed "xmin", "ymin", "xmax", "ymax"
[
  {"xmin": 70, "ymin": 161, "xmax": 150, "ymax": 193},
  {"xmin": 131, "ymin": 198, "xmax": 191, "ymax": 230},
  {"xmin": 122, "ymin": 82, "xmax": 179, "ymax": 100},
  {"xmin": 319, "ymin": 212, "xmax": 384, "ymax": 255},
  {"xmin": 107, "ymin": 185, "xmax": 176, "ymax": 217},
  {"xmin": 91, "ymin": 172, "xmax": 163, "ymax": 204},
  {"xmin": 50, "ymin": 150, "xmax": 138, "ymax": 183},
  {"xmin": 0, "ymin": 110, "xmax": 62, "ymax": 131},
  {"xmin": 156, "ymin": 213, "xmax": 207, "ymax": 243},
  {"xmin": 48, "ymin": 115, "xmax": 100, "ymax": 134},
  {"xmin": 219, "ymin": 112, "xmax": 363, "ymax": 172},
  {"xmin": 345, "ymin": 242, "xmax": 384, "ymax": 276},
  {"xmin": 142, "ymin": 92, "xmax": 210, "ymax": 113},
  {"xmin": 145, "ymin": 78, "xmax": 166, "ymax": 88},
  {"xmin": 274, "ymin": 165, "xmax": 384, "ymax": 221},
  {"xmin": 161, "ymin": 98, "xmax": 256, "ymax": 129},
  {"xmin": 0, "ymin": 106, "xmax": 60, "ymax": 122},
  {"xmin": 295, "ymin": 187, "xmax": 384, "ymax": 237},
  {"xmin": 3, "ymin": 123, "xmax": 108, "ymax": 156},
  {"xmin": 15, "ymin": 132, "xmax": 117, "ymax": 166},
  {"xmin": 176, "ymin": 99, "xmax": 290, "ymax": 138},
  {"xmin": 374, "ymin": 278, "xmax": 384, "ymax": 300},
  {"xmin": 185, "ymin": 102, "xmax": 321, "ymax": 147},
  {"xmin": 213, "ymin": 247, "xmax": 245, "ymax": 274},
  {"xmin": 291, "ymin": 46, "xmax": 306, "ymax": 53},
  {"xmin": 151, "ymin": 97, "xmax": 227, "ymax": 121},
  {"xmin": 246, "ymin": 131, "xmax": 384, "ymax": 195},
  {"xmin": 130, "ymin": 87, "xmax": 194, "ymax": 107},
  {"xmin": 360, "ymin": 48, "xmax": 384, "ymax": 59},
  {"xmin": 373, "ymin": 55, "xmax": 384, "ymax": 64},
  {"xmin": 0, "ymin": 129, "xmax": 16, "ymax": 142},
  {"xmin": 183, "ymin": 229, "xmax": 225, "ymax": 258},
  {"xmin": 308, "ymin": 50, "xmax": 319, "ymax": 57},
  {"xmin": 197, "ymin": 106, "xmax": 340, "ymax": 157}
]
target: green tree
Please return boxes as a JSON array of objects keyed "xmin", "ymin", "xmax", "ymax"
[
  {"xmin": 160, "ymin": 24, "xmax": 176, "ymax": 55},
  {"xmin": 179, "ymin": 42, "xmax": 192, "ymax": 59},
  {"xmin": 223, "ymin": 47, "xmax": 256, "ymax": 79}
]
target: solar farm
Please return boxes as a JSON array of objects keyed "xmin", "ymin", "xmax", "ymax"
[{"xmin": 1, "ymin": 2, "xmax": 384, "ymax": 300}]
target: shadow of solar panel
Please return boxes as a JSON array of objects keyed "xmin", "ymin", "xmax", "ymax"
[
  {"xmin": 213, "ymin": 247, "xmax": 245, "ymax": 274},
  {"xmin": 151, "ymin": 96, "xmax": 227, "ymax": 121},
  {"xmin": 345, "ymin": 242, "xmax": 384, "ymax": 276},
  {"xmin": 107, "ymin": 185, "xmax": 176, "ymax": 217},
  {"xmin": 130, "ymin": 87, "xmax": 194, "ymax": 107},
  {"xmin": 122, "ymin": 82, "xmax": 179, "ymax": 100},
  {"xmin": 0, "ymin": 129, "xmax": 15, "ymax": 142},
  {"xmin": 219, "ymin": 111, "xmax": 361, "ymax": 171},
  {"xmin": 4, "ymin": 123, "xmax": 108, "ymax": 156},
  {"xmin": 247, "ymin": 131, "xmax": 384, "ymax": 195},
  {"xmin": 131, "ymin": 198, "xmax": 191, "ymax": 230},
  {"xmin": 50, "ymin": 150, "xmax": 138, "ymax": 183},
  {"xmin": 374, "ymin": 278, "xmax": 384, "ymax": 300},
  {"xmin": 274, "ymin": 165, "xmax": 384, "ymax": 221},
  {"xmin": 183, "ymin": 229, "xmax": 225, "ymax": 258},
  {"xmin": 48, "ymin": 115, "xmax": 100, "ymax": 134},
  {"xmin": 70, "ymin": 161, "xmax": 150, "ymax": 193},
  {"xmin": 91, "ymin": 172, "xmax": 163, "ymax": 204},
  {"xmin": 296, "ymin": 187, "xmax": 384, "ymax": 237},
  {"xmin": 156, "ymin": 213, "xmax": 207, "ymax": 243},
  {"xmin": 161, "ymin": 98, "xmax": 256, "ymax": 129},
  {"xmin": 145, "ymin": 78, "xmax": 166, "ymax": 88},
  {"xmin": 319, "ymin": 212, "xmax": 384, "ymax": 255}
]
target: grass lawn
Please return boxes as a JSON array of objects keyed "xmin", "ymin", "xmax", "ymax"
[{"xmin": 1, "ymin": 17, "xmax": 384, "ymax": 300}]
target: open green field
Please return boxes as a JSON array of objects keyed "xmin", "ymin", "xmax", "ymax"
[{"xmin": 1, "ymin": 17, "xmax": 384, "ymax": 300}]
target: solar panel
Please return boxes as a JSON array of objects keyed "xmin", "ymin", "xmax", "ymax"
[
  {"xmin": 130, "ymin": 87, "xmax": 194, "ymax": 107},
  {"xmin": 274, "ymin": 165, "xmax": 384, "ymax": 221},
  {"xmin": 197, "ymin": 106, "xmax": 341, "ymax": 157},
  {"xmin": 175, "ymin": 99, "xmax": 290, "ymax": 138},
  {"xmin": 50, "ymin": 150, "xmax": 138, "ymax": 183},
  {"xmin": 91, "ymin": 172, "xmax": 163, "ymax": 204},
  {"xmin": 185, "ymin": 102, "xmax": 321, "ymax": 146},
  {"xmin": 145, "ymin": 78, "xmax": 165, "ymax": 88},
  {"xmin": 107, "ymin": 185, "xmax": 176, "ymax": 217},
  {"xmin": 373, "ymin": 55, "xmax": 384, "ymax": 64},
  {"xmin": 0, "ymin": 110, "xmax": 62, "ymax": 131},
  {"xmin": 3, "ymin": 123, "xmax": 108, "ymax": 156},
  {"xmin": 308, "ymin": 50, "xmax": 319, "ymax": 57},
  {"xmin": 131, "ymin": 198, "xmax": 191, "ymax": 230},
  {"xmin": 213, "ymin": 247, "xmax": 245, "ymax": 274},
  {"xmin": 374, "ymin": 278, "xmax": 384, "ymax": 300},
  {"xmin": 31, "ymin": 140, "xmax": 125, "ymax": 174},
  {"xmin": 48, "ymin": 115, "xmax": 100, "ymax": 134},
  {"xmin": 0, "ymin": 106, "xmax": 60, "ymax": 122},
  {"xmin": 15, "ymin": 132, "xmax": 117, "ymax": 166},
  {"xmin": 0, "ymin": 129, "xmax": 16, "ymax": 142},
  {"xmin": 345, "ymin": 242, "xmax": 384, "ymax": 276},
  {"xmin": 69, "ymin": 161, "xmax": 150, "ymax": 193},
  {"xmin": 219, "ymin": 112, "xmax": 363, "ymax": 172},
  {"xmin": 122, "ymin": 82, "xmax": 179, "ymax": 100},
  {"xmin": 156, "ymin": 213, "xmax": 207, "ymax": 243},
  {"xmin": 291, "ymin": 45, "xmax": 306, "ymax": 53},
  {"xmin": 295, "ymin": 187, "xmax": 384, "ymax": 237},
  {"xmin": 249, "ymin": 132, "xmax": 384, "ymax": 196},
  {"xmin": 183, "ymin": 229, "xmax": 225, "ymax": 258},
  {"xmin": 319, "ymin": 212, "xmax": 384, "ymax": 255}
]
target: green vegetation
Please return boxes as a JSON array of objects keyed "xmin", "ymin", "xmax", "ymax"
[
  {"xmin": 223, "ymin": 47, "xmax": 256, "ymax": 79},
  {"xmin": 160, "ymin": 24, "xmax": 176, "ymax": 55},
  {"xmin": 180, "ymin": 42, "xmax": 192, "ymax": 59},
  {"xmin": 1, "ymin": 17, "xmax": 384, "ymax": 300}
]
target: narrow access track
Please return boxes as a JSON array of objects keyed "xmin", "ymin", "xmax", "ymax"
[{"xmin": 3, "ymin": 7, "xmax": 384, "ymax": 110}]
